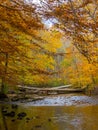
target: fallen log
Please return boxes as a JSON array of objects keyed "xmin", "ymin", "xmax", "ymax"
[
  {"xmin": 18, "ymin": 85, "xmax": 39, "ymax": 90},
  {"xmin": 18, "ymin": 84, "xmax": 72, "ymax": 90},
  {"xmin": 50, "ymin": 84, "xmax": 72, "ymax": 90},
  {"xmin": 18, "ymin": 85, "xmax": 85, "ymax": 94}
]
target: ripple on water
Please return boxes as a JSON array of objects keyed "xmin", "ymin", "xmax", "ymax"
[{"xmin": 24, "ymin": 94, "xmax": 98, "ymax": 106}]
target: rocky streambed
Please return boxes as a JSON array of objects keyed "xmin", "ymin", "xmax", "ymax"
[
  {"xmin": 12, "ymin": 93, "xmax": 98, "ymax": 106},
  {"xmin": 0, "ymin": 93, "xmax": 98, "ymax": 130}
]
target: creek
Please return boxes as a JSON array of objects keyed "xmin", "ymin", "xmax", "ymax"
[{"xmin": 0, "ymin": 93, "xmax": 98, "ymax": 130}]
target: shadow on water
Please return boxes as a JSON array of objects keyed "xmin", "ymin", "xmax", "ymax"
[
  {"xmin": 0, "ymin": 94, "xmax": 98, "ymax": 130},
  {"xmin": 1, "ymin": 106, "xmax": 8, "ymax": 130}
]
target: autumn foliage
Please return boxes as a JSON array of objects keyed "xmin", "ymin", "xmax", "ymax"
[{"xmin": 0, "ymin": 0, "xmax": 98, "ymax": 93}]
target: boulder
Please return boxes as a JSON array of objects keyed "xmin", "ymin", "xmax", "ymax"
[{"xmin": 0, "ymin": 92, "xmax": 8, "ymax": 100}]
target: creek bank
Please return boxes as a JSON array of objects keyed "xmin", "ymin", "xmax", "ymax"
[
  {"xmin": 0, "ymin": 86, "xmax": 98, "ymax": 105},
  {"xmin": 0, "ymin": 92, "xmax": 8, "ymax": 98}
]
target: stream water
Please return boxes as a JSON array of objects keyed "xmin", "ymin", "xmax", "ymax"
[{"xmin": 0, "ymin": 94, "xmax": 98, "ymax": 130}]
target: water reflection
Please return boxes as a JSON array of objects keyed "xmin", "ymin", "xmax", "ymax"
[
  {"xmin": 0, "ymin": 106, "xmax": 8, "ymax": 130},
  {"xmin": 0, "ymin": 104, "xmax": 98, "ymax": 130}
]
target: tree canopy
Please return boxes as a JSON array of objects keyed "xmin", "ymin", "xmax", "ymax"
[
  {"xmin": 41, "ymin": 0, "xmax": 98, "ymax": 63},
  {"xmin": 0, "ymin": 0, "xmax": 98, "ymax": 93}
]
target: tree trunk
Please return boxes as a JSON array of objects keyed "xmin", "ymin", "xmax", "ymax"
[{"xmin": 1, "ymin": 53, "xmax": 8, "ymax": 94}]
